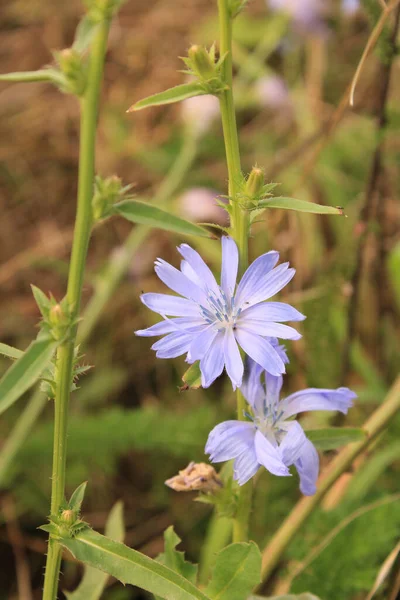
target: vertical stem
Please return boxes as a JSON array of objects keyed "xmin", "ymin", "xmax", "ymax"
[
  {"xmin": 42, "ymin": 17, "xmax": 111, "ymax": 600},
  {"xmin": 217, "ymin": 0, "xmax": 252, "ymax": 543}
]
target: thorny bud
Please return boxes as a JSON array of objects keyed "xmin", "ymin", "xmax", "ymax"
[
  {"xmin": 60, "ymin": 509, "xmax": 75, "ymax": 524},
  {"xmin": 54, "ymin": 49, "xmax": 87, "ymax": 96},
  {"xmin": 165, "ymin": 462, "xmax": 223, "ymax": 493},
  {"xmin": 92, "ymin": 174, "xmax": 131, "ymax": 221},
  {"xmin": 245, "ymin": 166, "xmax": 265, "ymax": 199},
  {"xmin": 187, "ymin": 45, "xmax": 216, "ymax": 80},
  {"xmin": 49, "ymin": 303, "xmax": 70, "ymax": 341}
]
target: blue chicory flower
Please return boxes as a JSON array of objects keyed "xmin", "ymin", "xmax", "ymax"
[
  {"xmin": 206, "ymin": 360, "xmax": 356, "ymax": 495},
  {"xmin": 136, "ymin": 237, "xmax": 304, "ymax": 389}
]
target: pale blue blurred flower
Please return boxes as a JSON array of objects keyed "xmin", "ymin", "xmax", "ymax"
[
  {"xmin": 206, "ymin": 361, "xmax": 356, "ymax": 494},
  {"xmin": 341, "ymin": 0, "xmax": 359, "ymax": 15},
  {"xmin": 268, "ymin": 0, "xmax": 326, "ymax": 32},
  {"xmin": 136, "ymin": 237, "xmax": 304, "ymax": 389}
]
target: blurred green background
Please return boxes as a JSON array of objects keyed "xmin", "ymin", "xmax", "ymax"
[{"xmin": 0, "ymin": 0, "xmax": 400, "ymax": 598}]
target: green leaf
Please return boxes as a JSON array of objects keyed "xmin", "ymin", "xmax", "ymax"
[
  {"xmin": 305, "ymin": 428, "xmax": 367, "ymax": 451},
  {"xmin": 258, "ymin": 197, "xmax": 344, "ymax": 215},
  {"xmin": 249, "ymin": 594, "xmax": 321, "ymax": 599},
  {"xmin": 205, "ymin": 542, "xmax": 261, "ymax": 600},
  {"xmin": 72, "ymin": 15, "xmax": 99, "ymax": 53},
  {"xmin": 155, "ymin": 527, "xmax": 198, "ymax": 600},
  {"xmin": 68, "ymin": 482, "xmax": 88, "ymax": 513},
  {"xmin": 181, "ymin": 363, "xmax": 202, "ymax": 390},
  {"xmin": 31, "ymin": 284, "xmax": 52, "ymax": 318},
  {"xmin": 0, "ymin": 334, "xmax": 58, "ymax": 416},
  {"xmin": 113, "ymin": 200, "xmax": 211, "ymax": 238},
  {"xmin": 128, "ymin": 82, "xmax": 207, "ymax": 112},
  {"xmin": 0, "ymin": 343, "xmax": 23, "ymax": 361},
  {"xmin": 59, "ymin": 527, "xmax": 210, "ymax": 600},
  {"xmin": 65, "ymin": 502, "xmax": 125, "ymax": 600}
]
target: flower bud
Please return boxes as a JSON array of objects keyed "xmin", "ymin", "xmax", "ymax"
[
  {"xmin": 187, "ymin": 45, "xmax": 216, "ymax": 80},
  {"xmin": 92, "ymin": 174, "xmax": 126, "ymax": 221},
  {"xmin": 49, "ymin": 303, "xmax": 70, "ymax": 340},
  {"xmin": 60, "ymin": 509, "xmax": 75, "ymax": 524},
  {"xmin": 54, "ymin": 49, "xmax": 86, "ymax": 96},
  {"xmin": 245, "ymin": 167, "xmax": 265, "ymax": 199}
]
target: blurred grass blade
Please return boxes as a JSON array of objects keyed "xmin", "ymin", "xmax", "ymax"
[
  {"xmin": 59, "ymin": 528, "xmax": 210, "ymax": 600},
  {"xmin": 0, "ymin": 343, "xmax": 23, "ymax": 361},
  {"xmin": 65, "ymin": 502, "xmax": 125, "ymax": 600},
  {"xmin": 128, "ymin": 82, "xmax": 206, "ymax": 112},
  {"xmin": 387, "ymin": 242, "xmax": 400, "ymax": 312},
  {"xmin": 249, "ymin": 595, "xmax": 321, "ymax": 599},
  {"xmin": 73, "ymin": 15, "xmax": 99, "ymax": 53},
  {"xmin": 0, "ymin": 335, "xmax": 58, "ymax": 416},
  {"xmin": 366, "ymin": 541, "xmax": 400, "ymax": 600},
  {"xmin": 305, "ymin": 428, "xmax": 366, "ymax": 450},
  {"xmin": 205, "ymin": 542, "xmax": 261, "ymax": 600},
  {"xmin": 259, "ymin": 197, "xmax": 344, "ymax": 215},
  {"xmin": 114, "ymin": 200, "xmax": 212, "ymax": 238}
]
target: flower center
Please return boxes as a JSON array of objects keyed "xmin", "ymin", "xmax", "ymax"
[
  {"xmin": 252, "ymin": 403, "xmax": 286, "ymax": 443},
  {"xmin": 199, "ymin": 288, "xmax": 242, "ymax": 331}
]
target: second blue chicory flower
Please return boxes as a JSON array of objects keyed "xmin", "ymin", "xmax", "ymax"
[{"xmin": 136, "ymin": 237, "xmax": 304, "ymax": 389}]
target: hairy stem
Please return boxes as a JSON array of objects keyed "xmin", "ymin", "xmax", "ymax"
[
  {"xmin": 217, "ymin": 0, "xmax": 252, "ymax": 544},
  {"xmin": 42, "ymin": 18, "xmax": 111, "ymax": 600},
  {"xmin": 258, "ymin": 376, "xmax": 400, "ymax": 586}
]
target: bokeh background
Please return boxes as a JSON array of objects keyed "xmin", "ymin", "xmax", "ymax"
[{"xmin": 0, "ymin": 0, "xmax": 400, "ymax": 598}]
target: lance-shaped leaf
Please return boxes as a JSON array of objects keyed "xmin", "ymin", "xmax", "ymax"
[
  {"xmin": 249, "ymin": 594, "xmax": 321, "ymax": 599},
  {"xmin": 155, "ymin": 527, "xmax": 198, "ymax": 600},
  {"xmin": 205, "ymin": 542, "xmax": 261, "ymax": 600},
  {"xmin": 113, "ymin": 200, "xmax": 212, "ymax": 238},
  {"xmin": 0, "ymin": 343, "xmax": 23, "ymax": 361},
  {"xmin": 65, "ymin": 502, "xmax": 125, "ymax": 600},
  {"xmin": 0, "ymin": 334, "xmax": 58, "ymax": 416},
  {"xmin": 258, "ymin": 197, "xmax": 344, "ymax": 215},
  {"xmin": 128, "ymin": 82, "xmax": 207, "ymax": 112},
  {"xmin": 59, "ymin": 527, "xmax": 210, "ymax": 600},
  {"xmin": 68, "ymin": 482, "xmax": 88, "ymax": 513},
  {"xmin": 305, "ymin": 428, "xmax": 366, "ymax": 451}
]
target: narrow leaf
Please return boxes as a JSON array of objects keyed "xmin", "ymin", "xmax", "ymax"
[
  {"xmin": 68, "ymin": 482, "xmax": 88, "ymax": 513},
  {"xmin": 0, "ymin": 69, "xmax": 55, "ymax": 83},
  {"xmin": 72, "ymin": 15, "xmax": 99, "ymax": 53},
  {"xmin": 114, "ymin": 200, "xmax": 211, "ymax": 238},
  {"xmin": 249, "ymin": 595, "xmax": 321, "ymax": 600},
  {"xmin": 305, "ymin": 428, "xmax": 366, "ymax": 451},
  {"xmin": 0, "ymin": 343, "xmax": 23, "ymax": 361},
  {"xmin": 181, "ymin": 363, "xmax": 202, "ymax": 390},
  {"xmin": 205, "ymin": 542, "xmax": 261, "ymax": 600},
  {"xmin": 65, "ymin": 503, "xmax": 125, "ymax": 600},
  {"xmin": 59, "ymin": 528, "xmax": 210, "ymax": 600},
  {"xmin": 0, "ymin": 335, "xmax": 58, "ymax": 416},
  {"xmin": 259, "ymin": 197, "xmax": 344, "ymax": 215},
  {"xmin": 155, "ymin": 527, "xmax": 198, "ymax": 600},
  {"xmin": 366, "ymin": 541, "xmax": 400, "ymax": 600},
  {"xmin": 31, "ymin": 284, "xmax": 52, "ymax": 318},
  {"xmin": 128, "ymin": 82, "xmax": 207, "ymax": 112}
]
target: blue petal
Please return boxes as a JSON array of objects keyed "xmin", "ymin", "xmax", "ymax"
[
  {"xmin": 279, "ymin": 421, "xmax": 308, "ymax": 466},
  {"xmin": 235, "ymin": 251, "xmax": 279, "ymax": 307},
  {"xmin": 241, "ymin": 302, "xmax": 305, "ymax": 322},
  {"xmin": 254, "ymin": 430, "xmax": 290, "ymax": 477},
  {"xmin": 294, "ymin": 438, "xmax": 319, "ymax": 496},
  {"xmin": 178, "ymin": 244, "xmax": 219, "ymax": 294},
  {"xmin": 135, "ymin": 317, "xmax": 204, "ymax": 337},
  {"xmin": 187, "ymin": 326, "xmax": 218, "ymax": 362},
  {"xmin": 155, "ymin": 258, "xmax": 207, "ymax": 303},
  {"xmin": 237, "ymin": 263, "xmax": 295, "ymax": 308},
  {"xmin": 140, "ymin": 293, "xmax": 200, "ymax": 317},
  {"xmin": 241, "ymin": 359, "xmax": 265, "ymax": 413},
  {"xmin": 265, "ymin": 373, "xmax": 283, "ymax": 410},
  {"xmin": 223, "ymin": 328, "xmax": 244, "ymax": 389},
  {"xmin": 281, "ymin": 387, "xmax": 357, "ymax": 420},
  {"xmin": 205, "ymin": 420, "xmax": 256, "ymax": 462},
  {"xmin": 233, "ymin": 446, "xmax": 259, "ymax": 485},
  {"xmin": 180, "ymin": 260, "xmax": 202, "ymax": 286},
  {"xmin": 235, "ymin": 329, "xmax": 285, "ymax": 376},
  {"xmin": 200, "ymin": 333, "xmax": 225, "ymax": 387},
  {"xmin": 221, "ymin": 237, "xmax": 238, "ymax": 297},
  {"xmin": 237, "ymin": 319, "xmax": 301, "ymax": 340},
  {"xmin": 151, "ymin": 331, "xmax": 193, "ymax": 358}
]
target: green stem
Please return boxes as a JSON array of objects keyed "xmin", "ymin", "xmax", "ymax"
[
  {"xmin": 258, "ymin": 375, "xmax": 400, "ymax": 586},
  {"xmin": 42, "ymin": 18, "xmax": 111, "ymax": 600},
  {"xmin": 217, "ymin": 0, "xmax": 248, "ymax": 274},
  {"xmin": 217, "ymin": 0, "xmax": 251, "ymax": 544}
]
